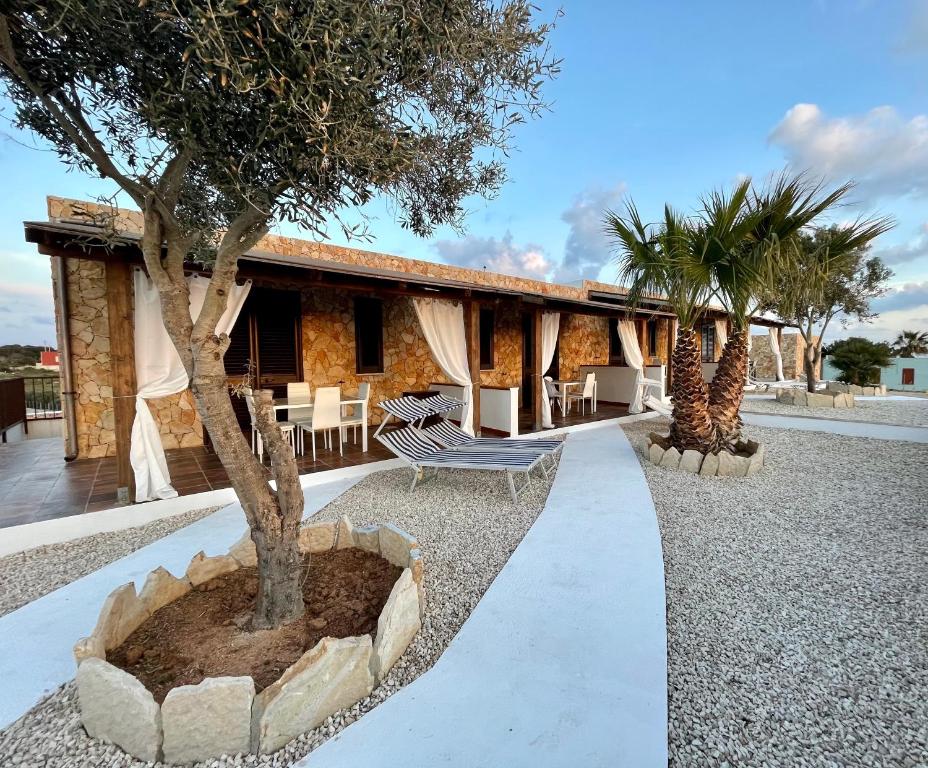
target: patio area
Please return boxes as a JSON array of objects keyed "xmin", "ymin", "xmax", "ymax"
[{"xmin": 0, "ymin": 428, "xmax": 392, "ymax": 529}]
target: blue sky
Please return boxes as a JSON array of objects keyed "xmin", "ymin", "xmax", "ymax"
[{"xmin": 2, "ymin": 0, "xmax": 928, "ymax": 346}]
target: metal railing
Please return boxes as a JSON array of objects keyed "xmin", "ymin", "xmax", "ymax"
[{"xmin": 24, "ymin": 376, "xmax": 62, "ymax": 420}]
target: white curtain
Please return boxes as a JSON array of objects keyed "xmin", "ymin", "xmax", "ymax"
[
  {"xmin": 617, "ymin": 320, "xmax": 644, "ymax": 413},
  {"xmin": 540, "ymin": 313, "xmax": 560, "ymax": 429},
  {"xmin": 714, "ymin": 318, "xmax": 729, "ymax": 356},
  {"xmin": 131, "ymin": 271, "xmax": 251, "ymax": 501},
  {"xmin": 413, "ymin": 298, "xmax": 474, "ymax": 435},
  {"xmin": 768, "ymin": 327, "xmax": 785, "ymax": 381}
]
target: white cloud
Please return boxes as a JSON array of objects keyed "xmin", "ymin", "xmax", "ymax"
[
  {"xmin": 0, "ymin": 281, "xmax": 56, "ymax": 346},
  {"xmin": 769, "ymin": 103, "xmax": 928, "ymax": 202},
  {"xmin": 874, "ymin": 223, "xmax": 928, "ymax": 265},
  {"xmin": 872, "ymin": 280, "xmax": 928, "ymax": 313},
  {"xmin": 554, "ymin": 183, "xmax": 627, "ymax": 284},
  {"xmin": 433, "ymin": 231, "xmax": 552, "ymax": 280}
]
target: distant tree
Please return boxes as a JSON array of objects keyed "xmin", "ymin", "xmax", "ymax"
[
  {"xmin": 892, "ymin": 330, "xmax": 928, "ymax": 358},
  {"xmin": 758, "ymin": 225, "xmax": 893, "ymax": 393},
  {"xmin": 0, "ymin": 1, "xmax": 557, "ymax": 629},
  {"xmin": 823, "ymin": 337, "xmax": 893, "ymax": 386}
]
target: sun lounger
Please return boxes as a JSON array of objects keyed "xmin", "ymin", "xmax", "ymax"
[
  {"xmin": 373, "ymin": 394, "xmax": 465, "ymax": 436},
  {"xmin": 421, "ymin": 420, "xmax": 564, "ymax": 470},
  {"xmin": 377, "ymin": 426, "xmax": 545, "ymax": 502}
]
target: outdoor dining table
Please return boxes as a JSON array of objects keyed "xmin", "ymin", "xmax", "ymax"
[
  {"xmin": 271, "ymin": 396, "xmax": 369, "ymax": 452},
  {"xmin": 549, "ymin": 379, "xmax": 598, "ymax": 416}
]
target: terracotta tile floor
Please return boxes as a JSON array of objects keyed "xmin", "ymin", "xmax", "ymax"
[
  {"xmin": 0, "ymin": 427, "xmax": 393, "ymax": 530},
  {"xmin": 517, "ymin": 401, "xmax": 629, "ymax": 433},
  {"xmin": 0, "ymin": 404, "xmax": 629, "ymax": 530}
]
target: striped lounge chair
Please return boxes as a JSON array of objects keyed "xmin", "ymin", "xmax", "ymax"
[
  {"xmin": 377, "ymin": 426, "xmax": 545, "ymax": 502},
  {"xmin": 422, "ymin": 419, "xmax": 565, "ymax": 472},
  {"xmin": 373, "ymin": 394, "xmax": 465, "ymax": 436}
]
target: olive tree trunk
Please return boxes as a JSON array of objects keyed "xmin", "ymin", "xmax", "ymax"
[{"xmin": 141, "ymin": 205, "xmax": 305, "ymax": 630}]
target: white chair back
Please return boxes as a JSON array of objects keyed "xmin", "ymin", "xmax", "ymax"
[
  {"xmin": 544, "ymin": 376, "xmax": 558, "ymax": 399},
  {"xmin": 582, "ymin": 372, "xmax": 595, "ymax": 397},
  {"xmin": 358, "ymin": 381, "xmax": 371, "ymax": 403},
  {"xmin": 311, "ymin": 387, "xmax": 342, "ymax": 430},
  {"xmin": 287, "ymin": 382, "xmax": 313, "ymax": 421}
]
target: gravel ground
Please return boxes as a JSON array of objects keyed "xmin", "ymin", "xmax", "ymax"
[
  {"xmin": 741, "ymin": 395, "xmax": 928, "ymax": 427},
  {"xmin": 0, "ymin": 507, "xmax": 220, "ymax": 619},
  {"xmin": 0, "ymin": 464, "xmax": 554, "ymax": 767},
  {"xmin": 624, "ymin": 417, "xmax": 928, "ymax": 767}
]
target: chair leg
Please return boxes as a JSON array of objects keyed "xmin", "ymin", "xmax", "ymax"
[
  {"xmin": 312, "ymin": 430, "xmax": 317, "ymax": 462},
  {"xmin": 506, "ymin": 471, "xmax": 518, "ymax": 503}
]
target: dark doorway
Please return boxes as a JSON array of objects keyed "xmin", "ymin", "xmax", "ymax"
[{"xmin": 521, "ymin": 312, "xmax": 535, "ymax": 411}]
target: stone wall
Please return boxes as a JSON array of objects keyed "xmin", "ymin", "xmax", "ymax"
[
  {"xmin": 479, "ymin": 301, "xmax": 521, "ymax": 389},
  {"xmin": 749, "ymin": 332, "xmax": 821, "ymax": 380},
  {"xmin": 557, "ymin": 314, "xmax": 610, "ymax": 381},
  {"xmin": 56, "ymin": 256, "xmax": 203, "ymax": 459}
]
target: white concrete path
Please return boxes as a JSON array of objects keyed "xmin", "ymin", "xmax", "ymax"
[
  {"xmin": 741, "ymin": 412, "xmax": 928, "ymax": 442},
  {"xmin": 298, "ymin": 423, "xmax": 668, "ymax": 768},
  {"xmin": 0, "ymin": 476, "xmax": 360, "ymax": 730}
]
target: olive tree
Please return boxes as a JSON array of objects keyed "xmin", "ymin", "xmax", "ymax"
[
  {"xmin": 759, "ymin": 224, "xmax": 893, "ymax": 392},
  {"xmin": 0, "ymin": 0, "xmax": 557, "ymax": 628}
]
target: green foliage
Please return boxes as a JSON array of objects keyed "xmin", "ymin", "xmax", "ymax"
[
  {"xmin": 0, "ymin": 1, "xmax": 559, "ymax": 245},
  {"xmin": 604, "ymin": 173, "xmax": 879, "ymax": 331},
  {"xmin": 892, "ymin": 330, "xmax": 928, "ymax": 358},
  {"xmin": 758, "ymin": 224, "xmax": 894, "ymax": 335},
  {"xmin": 0, "ymin": 344, "xmax": 44, "ymax": 369},
  {"xmin": 823, "ymin": 337, "xmax": 893, "ymax": 386}
]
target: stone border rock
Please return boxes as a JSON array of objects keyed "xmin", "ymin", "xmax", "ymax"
[
  {"xmin": 645, "ymin": 433, "xmax": 765, "ymax": 478},
  {"xmin": 72, "ymin": 516, "xmax": 423, "ymax": 763},
  {"xmin": 777, "ymin": 388, "xmax": 855, "ymax": 408},
  {"xmin": 825, "ymin": 382, "xmax": 887, "ymax": 397}
]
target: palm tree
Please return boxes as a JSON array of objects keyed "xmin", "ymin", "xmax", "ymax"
[
  {"xmin": 702, "ymin": 175, "xmax": 865, "ymax": 445},
  {"xmin": 892, "ymin": 330, "xmax": 928, "ymax": 358},
  {"xmin": 606, "ymin": 203, "xmax": 720, "ymax": 453}
]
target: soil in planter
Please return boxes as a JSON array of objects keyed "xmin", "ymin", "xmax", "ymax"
[{"xmin": 108, "ymin": 548, "xmax": 401, "ymax": 703}]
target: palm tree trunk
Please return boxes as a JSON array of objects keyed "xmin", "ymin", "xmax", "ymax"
[
  {"xmin": 708, "ymin": 328, "xmax": 748, "ymax": 448},
  {"xmin": 669, "ymin": 326, "xmax": 718, "ymax": 453}
]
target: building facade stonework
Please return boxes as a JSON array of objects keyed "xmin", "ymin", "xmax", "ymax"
[
  {"xmin": 46, "ymin": 196, "xmax": 668, "ymax": 459},
  {"xmin": 750, "ymin": 333, "xmax": 821, "ymax": 381}
]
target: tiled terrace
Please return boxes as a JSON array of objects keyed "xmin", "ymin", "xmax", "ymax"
[
  {"xmin": 0, "ymin": 402, "xmax": 628, "ymax": 530},
  {"xmin": 0, "ymin": 428, "xmax": 393, "ymax": 529}
]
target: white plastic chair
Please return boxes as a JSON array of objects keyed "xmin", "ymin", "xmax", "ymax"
[
  {"xmin": 298, "ymin": 386, "xmax": 342, "ymax": 461},
  {"xmin": 286, "ymin": 382, "xmax": 313, "ymax": 454},
  {"xmin": 340, "ymin": 382, "xmax": 370, "ymax": 444},
  {"xmin": 244, "ymin": 387, "xmax": 294, "ymax": 461},
  {"xmin": 566, "ymin": 373, "xmax": 595, "ymax": 415},
  {"xmin": 543, "ymin": 376, "xmax": 561, "ymax": 414}
]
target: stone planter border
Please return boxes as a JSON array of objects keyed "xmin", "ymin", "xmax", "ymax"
[
  {"xmin": 777, "ymin": 388, "xmax": 855, "ymax": 408},
  {"xmin": 825, "ymin": 382, "xmax": 886, "ymax": 397},
  {"xmin": 74, "ymin": 516, "xmax": 423, "ymax": 763},
  {"xmin": 645, "ymin": 433, "xmax": 765, "ymax": 478}
]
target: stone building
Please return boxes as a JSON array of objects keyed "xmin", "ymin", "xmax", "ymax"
[
  {"xmin": 749, "ymin": 332, "xmax": 821, "ymax": 381},
  {"xmin": 25, "ymin": 196, "xmax": 779, "ymax": 502}
]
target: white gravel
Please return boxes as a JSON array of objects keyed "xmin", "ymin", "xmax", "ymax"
[
  {"xmin": 0, "ymin": 507, "xmax": 220, "ymax": 619},
  {"xmin": 741, "ymin": 395, "xmax": 928, "ymax": 427},
  {"xmin": 0, "ymin": 465, "xmax": 554, "ymax": 767},
  {"xmin": 624, "ymin": 417, "xmax": 928, "ymax": 768}
]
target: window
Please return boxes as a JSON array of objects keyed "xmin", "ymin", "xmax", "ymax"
[
  {"xmin": 354, "ymin": 297, "xmax": 384, "ymax": 374},
  {"xmin": 479, "ymin": 307, "xmax": 495, "ymax": 370},
  {"xmin": 700, "ymin": 323, "xmax": 715, "ymax": 363},
  {"xmin": 608, "ymin": 318, "xmax": 624, "ymax": 365},
  {"xmin": 647, "ymin": 318, "xmax": 658, "ymax": 358},
  {"xmin": 902, "ymin": 367, "xmax": 915, "ymax": 386}
]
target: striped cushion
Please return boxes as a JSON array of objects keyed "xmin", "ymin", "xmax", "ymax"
[
  {"xmin": 378, "ymin": 427, "xmax": 538, "ymax": 470},
  {"xmin": 420, "ymin": 394, "xmax": 464, "ymax": 414},
  {"xmin": 378, "ymin": 397, "xmax": 434, "ymax": 423},
  {"xmin": 423, "ymin": 421, "xmax": 564, "ymax": 454}
]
